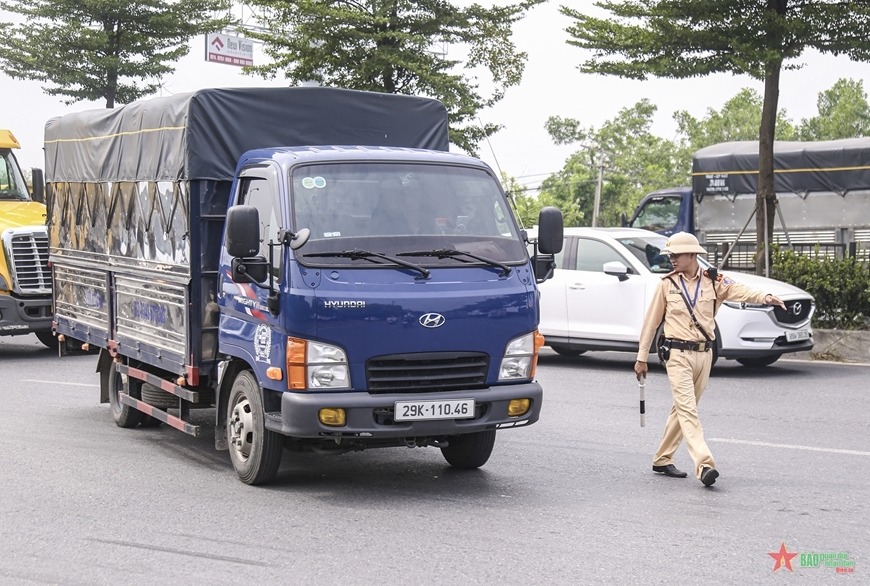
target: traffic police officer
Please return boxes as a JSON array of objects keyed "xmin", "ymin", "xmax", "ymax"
[{"xmin": 634, "ymin": 232, "xmax": 787, "ymax": 487}]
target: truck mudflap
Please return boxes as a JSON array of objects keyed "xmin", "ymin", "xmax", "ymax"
[{"xmin": 265, "ymin": 383, "xmax": 543, "ymax": 438}]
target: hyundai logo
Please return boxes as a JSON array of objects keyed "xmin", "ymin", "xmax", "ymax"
[
  {"xmin": 791, "ymin": 302, "xmax": 802, "ymax": 315},
  {"xmin": 419, "ymin": 313, "xmax": 446, "ymax": 328}
]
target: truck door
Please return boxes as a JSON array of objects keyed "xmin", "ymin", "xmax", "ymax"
[{"xmin": 219, "ymin": 164, "xmax": 286, "ymax": 385}]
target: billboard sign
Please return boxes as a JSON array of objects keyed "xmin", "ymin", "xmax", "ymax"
[{"xmin": 205, "ymin": 33, "xmax": 254, "ymax": 67}]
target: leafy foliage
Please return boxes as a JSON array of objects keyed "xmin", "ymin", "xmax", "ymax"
[
  {"xmin": 0, "ymin": 0, "xmax": 230, "ymax": 108},
  {"xmin": 241, "ymin": 0, "xmax": 543, "ymax": 155},
  {"xmin": 771, "ymin": 248, "xmax": 870, "ymax": 330},
  {"xmin": 799, "ymin": 78, "xmax": 870, "ymax": 140},
  {"xmin": 561, "ymin": 0, "xmax": 870, "ymax": 274},
  {"xmin": 675, "ymin": 88, "xmax": 797, "ymax": 153},
  {"xmin": 539, "ymin": 100, "xmax": 688, "ymax": 227}
]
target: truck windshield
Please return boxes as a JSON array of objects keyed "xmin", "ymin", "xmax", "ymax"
[
  {"xmin": 291, "ymin": 162, "xmax": 527, "ymax": 267},
  {"xmin": 632, "ymin": 195, "xmax": 681, "ymax": 233},
  {"xmin": 0, "ymin": 150, "xmax": 30, "ymax": 201}
]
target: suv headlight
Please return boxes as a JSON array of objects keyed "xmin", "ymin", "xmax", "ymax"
[
  {"xmin": 287, "ymin": 338, "xmax": 350, "ymax": 390},
  {"xmin": 499, "ymin": 331, "xmax": 544, "ymax": 381}
]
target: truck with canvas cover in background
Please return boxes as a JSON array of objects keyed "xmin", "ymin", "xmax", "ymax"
[
  {"xmin": 46, "ymin": 87, "xmax": 563, "ymax": 485},
  {"xmin": 0, "ymin": 129, "xmax": 52, "ymax": 347},
  {"xmin": 626, "ymin": 139, "xmax": 870, "ymax": 269}
]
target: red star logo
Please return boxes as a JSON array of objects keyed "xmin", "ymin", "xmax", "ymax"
[{"xmin": 768, "ymin": 542, "xmax": 798, "ymax": 572}]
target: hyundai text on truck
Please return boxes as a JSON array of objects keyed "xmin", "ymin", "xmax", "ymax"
[
  {"xmin": 46, "ymin": 87, "xmax": 563, "ymax": 485},
  {"xmin": 0, "ymin": 129, "xmax": 53, "ymax": 347},
  {"xmin": 626, "ymin": 139, "xmax": 870, "ymax": 267}
]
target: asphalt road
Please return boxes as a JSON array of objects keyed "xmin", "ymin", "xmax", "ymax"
[{"xmin": 1, "ymin": 334, "xmax": 867, "ymax": 585}]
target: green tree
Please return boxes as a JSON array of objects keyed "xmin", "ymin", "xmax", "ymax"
[
  {"xmin": 0, "ymin": 0, "xmax": 230, "ymax": 108},
  {"xmin": 542, "ymin": 100, "xmax": 684, "ymax": 227},
  {"xmin": 562, "ymin": 1, "xmax": 870, "ymax": 275},
  {"xmin": 799, "ymin": 78, "xmax": 870, "ymax": 140},
  {"xmin": 241, "ymin": 0, "xmax": 542, "ymax": 155},
  {"xmin": 675, "ymin": 88, "xmax": 797, "ymax": 153}
]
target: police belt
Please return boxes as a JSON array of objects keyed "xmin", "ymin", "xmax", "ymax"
[{"xmin": 666, "ymin": 338, "xmax": 712, "ymax": 352}]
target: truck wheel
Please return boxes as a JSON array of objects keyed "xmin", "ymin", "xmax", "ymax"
[
  {"xmin": 35, "ymin": 330, "xmax": 58, "ymax": 350},
  {"xmin": 736, "ymin": 355, "xmax": 780, "ymax": 368},
  {"xmin": 226, "ymin": 371, "xmax": 283, "ymax": 485},
  {"xmin": 107, "ymin": 361, "xmax": 144, "ymax": 428},
  {"xmin": 441, "ymin": 430, "xmax": 496, "ymax": 469}
]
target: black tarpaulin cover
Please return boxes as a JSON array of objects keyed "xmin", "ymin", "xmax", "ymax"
[
  {"xmin": 692, "ymin": 138, "xmax": 870, "ymax": 197},
  {"xmin": 44, "ymin": 87, "xmax": 450, "ymax": 182}
]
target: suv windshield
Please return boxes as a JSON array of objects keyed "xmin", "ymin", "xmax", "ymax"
[
  {"xmin": 292, "ymin": 162, "xmax": 526, "ymax": 267},
  {"xmin": 0, "ymin": 150, "xmax": 30, "ymax": 201}
]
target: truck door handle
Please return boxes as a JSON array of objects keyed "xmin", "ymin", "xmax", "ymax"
[{"xmin": 569, "ymin": 283, "xmax": 586, "ymax": 290}]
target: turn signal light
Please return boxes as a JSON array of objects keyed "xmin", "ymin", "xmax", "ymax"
[
  {"xmin": 319, "ymin": 408, "xmax": 346, "ymax": 427},
  {"xmin": 508, "ymin": 398, "xmax": 531, "ymax": 417}
]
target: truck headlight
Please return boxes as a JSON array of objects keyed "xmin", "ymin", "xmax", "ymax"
[
  {"xmin": 498, "ymin": 331, "xmax": 544, "ymax": 381},
  {"xmin": 287, "ymin": 338, "xmax": 350, "ymax": 390}
]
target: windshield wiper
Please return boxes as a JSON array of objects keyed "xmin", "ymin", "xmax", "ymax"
[
  {"xmin": 303, "ymin": 249, "xmax": 430, "ymax": 279},
  {"xmin": 398, "ymin": 249, "xmax": 512, "ymax": 276}
]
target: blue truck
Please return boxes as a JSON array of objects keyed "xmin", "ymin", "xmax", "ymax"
[{"xmin": 45, "ymin": 87, "xmax": 563, "ymax": 485}]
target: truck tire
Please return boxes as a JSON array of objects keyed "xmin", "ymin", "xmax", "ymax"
[
  {"xmin": 107, "ymin": 361, "xmax": 144, "ymax": 428},
  {"xmin": 440, "ymin": 430, "xmax": 496, "ymax": 469},
  {"xmin": 35, "ymin": 330, "xmax": 58, "ymax": 350},
  {"xmin": 226, "ymin": 371, "xmax": 283, "ymax": 485}
]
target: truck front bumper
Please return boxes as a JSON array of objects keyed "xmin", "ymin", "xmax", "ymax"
[
  {"xmin": 0, "ymin": 293, "xmax": 52, "ymax": 336},
  {"xmin": 266, "ymin": 383, "xmax": 543, "ymax": 438}
]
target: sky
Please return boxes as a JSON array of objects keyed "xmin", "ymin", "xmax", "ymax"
[{"xmin": 4, "ymin": 2, "xmax": 870, "ymax": 192}]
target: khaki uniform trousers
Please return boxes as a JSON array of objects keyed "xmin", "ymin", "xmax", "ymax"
[{"xmin": 653, "ymin": 347, "xmax": 716, "ymax": 479}]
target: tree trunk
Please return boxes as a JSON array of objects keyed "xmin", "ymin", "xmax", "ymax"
[{"xmin": 756, "ymin": 0, "xmax": 787, "ymax": 276}]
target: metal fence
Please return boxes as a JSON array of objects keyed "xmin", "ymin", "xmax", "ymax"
[{"xmin": 704, "ymin": 240, "xmax": 870, "ymax": 272}]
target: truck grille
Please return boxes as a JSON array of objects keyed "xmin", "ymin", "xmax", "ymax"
[
  {"xmin": 366, "ymin": 352, "xmax": 489, "ymax": 394},
  {"xmin": 8, "ymin": 231, "xmax": 52, "ymax": 294},
  {"xmin": 773, "ymin": 298, "xmax": 813, "ymax": 325}
]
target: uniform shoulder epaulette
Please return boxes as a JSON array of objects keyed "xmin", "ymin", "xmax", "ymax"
[{"xmin": 660, "ymin": 270, "xmax": 678, "ymax": 280}]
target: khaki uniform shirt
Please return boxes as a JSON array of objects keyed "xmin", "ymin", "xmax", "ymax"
[{"xmin": 636, "ymin": 266, "xmax": 770, "ymax": 363}]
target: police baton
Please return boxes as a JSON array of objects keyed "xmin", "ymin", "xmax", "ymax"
[{"xmin": 638, "ymin": 374, "xmax": 646, "ymax": 427}]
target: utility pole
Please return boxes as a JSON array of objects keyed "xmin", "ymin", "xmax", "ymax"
[{"xmin": 592, "ymin": 155, "xmax": 605, "ymax": 227}]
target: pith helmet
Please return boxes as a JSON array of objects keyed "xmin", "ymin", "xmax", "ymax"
[{"xmin": 662, "ymin": 232, "xmax": 707, "ymax": 255}]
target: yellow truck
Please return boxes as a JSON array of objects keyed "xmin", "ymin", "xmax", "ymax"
[{"xmin": 0, "ymin": 129, "xmax": 53, "ymax": 347}]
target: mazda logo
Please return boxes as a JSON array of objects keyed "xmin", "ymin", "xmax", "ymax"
[
  {"xmin": 791, "ymin": 302, "xmax": 802, "ymax": 315},
  {"xmin": 419, "ymin": 313, "xmax": 446, "ymax": 328}
]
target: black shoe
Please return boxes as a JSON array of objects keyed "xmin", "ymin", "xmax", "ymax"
[
  {"xmin": 652, "ymin": 464, "xmax": 688, "ymax": 478},
  {"xmin": 700, "ymin": 466, "xmax": 719, "ymax": 487}
]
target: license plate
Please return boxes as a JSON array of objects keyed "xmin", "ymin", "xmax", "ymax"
[
  {"xmin": 786, "ymin": 329, "xmax": 809, "ymax": 342},
  {"xmin": 394, "ymin": 399, "xmax": 475, "ymax": 421}
]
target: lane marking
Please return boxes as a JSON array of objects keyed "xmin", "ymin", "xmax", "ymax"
[
  {"xmin": 22, "ymin": 379, "xmax": 99, "ymax": 388},
  {"xmin": 710, "ymin": 437, "xmax": 870, "ymax": 457}
]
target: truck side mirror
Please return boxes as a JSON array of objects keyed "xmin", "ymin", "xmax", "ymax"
[
  {"xmin": 620, "ymin": 212, "xmax": 628, "ymax": 227},
  {"xmin": 534, "ymin": 255, "xmax": 556, "ymax": 283},
  {"xmin": 536, "ymin": 206, "xmax": 563, "ymax": 254},
  {"xmin": 31, "ymin": 168, "xmax": 45, "ymax": 204},
  {"xmin": 226, "ymin": 205, "xmax": 261, "ymax": 258}
]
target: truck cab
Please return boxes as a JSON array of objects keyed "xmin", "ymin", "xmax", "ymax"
[
  {"xmin": 0, "ymin": 129, "xmax": 53, "ymax": 347},
  {"xmin": 624, "ymin": 187, "xmax": 692, "ymax": 236}
]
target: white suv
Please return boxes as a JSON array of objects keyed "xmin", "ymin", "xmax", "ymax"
[{"xmin": 533, "ymin": 227, "xmax": 814, "ymax": 367}]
